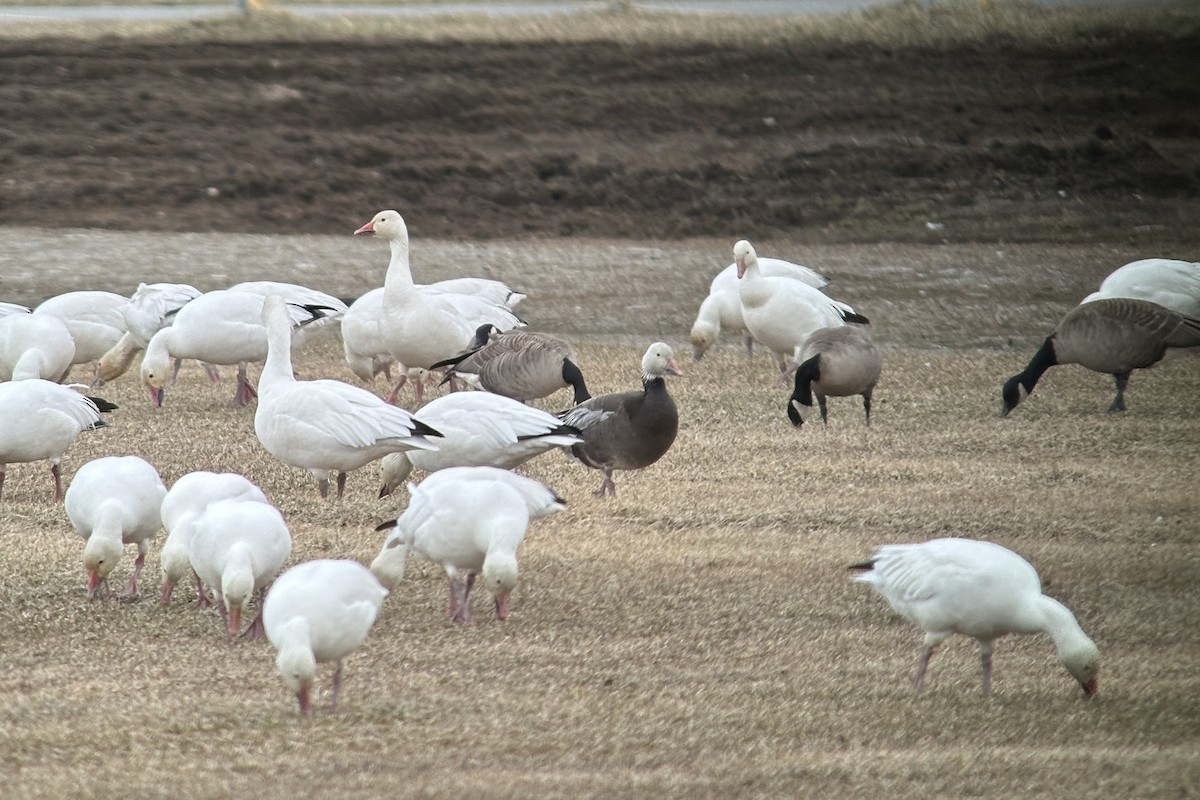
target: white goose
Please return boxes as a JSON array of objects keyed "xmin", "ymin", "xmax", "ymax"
[
  {"xmin": 159, "ymin": 471, "xmax": 270, "ymax": 605},
  {"xmin": 187, "ymin": 497, "xmax": 292, "ymax": 641},
  {"xmin": 370, "ymin": 466, "xmax": 565, "ymax": 623},
  {"xmin": 851, "ymin": 537, "xmax": 1100, "ymax": 697},
  {"xmin": 377, "ymin": 391, "xmax": 583, "ymax": 496},
  {"xmin": 139, "ymin": 289, "xmax": 326, "ymax": 407},
  {"xmin": 341, "ymin": 287, "xmax": 434, "ymax": 403},
  {"xmin": 691, "ymin": 257, "xmax": 830, "ymax": 362},
  {"xmin": 0, "ymin": 302, "xmax": 31, "ymax": 317},
  {"xmin": 32, "ymin": 291, "xmax": 128, "ymax": 379},
  {"xmin": 0, "ymin": 312, "xmax": 76, "ymax": 382},
  {"xmin": 64, "ymin": 455, "xmax": 167, "ymax": 600},
  {"xmin": 1080, "ymin": 258, "xmax": 1200, "ymax": 317},
  {"xmin": 228, "ymin": 280, "xmax": 348, "ymax": 351},
  {"xmin": 734, "ymin": 240, "xmax": 868, "ymax": 383},
  {"xmin": 97, "ymin": 282, "xmax": 207, "ymax": 384},
  {"xmin": 0, "ymin": 380, "xmax": 114, "ymax": 501},
  {"xmin": 263, "ymin": 559, "xmax": 388, "ymax": 716},
  {"xmin": 255, "ymin": 294, "xmax": 443, "ymax": 499},
  {"xmin": 353, "ymin": 210, "xmax": 524, "ymax": 380}
]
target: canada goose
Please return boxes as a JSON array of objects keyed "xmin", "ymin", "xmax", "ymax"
[
  {"xmin": 850, "ymin": 538, "xmax": 1099, "ymax": 697},
  {"xmin": 433, "ymin": 325, "xmax": 590, "ymax": 405},
  {"xmin": 263, "ymin": 559, "xmax": 387, "ymax": 716},
  {"xmin": 734, "ymin": 240, "xmax": 867, "ymax": 383},
  {"xmin": 1001, "ymin": 297, "xmax": 1200, "ymax": 416},
  {"xmin": 787, "ymin": 325, "xmax": 883, "ymax": 427},
  {"xmin": 558, "ymin": 342, "xmax": 681, "ymax": 498}
]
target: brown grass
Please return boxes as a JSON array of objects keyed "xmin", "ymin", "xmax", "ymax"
[{"xmin": 0, "ymin": 229, "xmax": 1197, "ymax": 798}]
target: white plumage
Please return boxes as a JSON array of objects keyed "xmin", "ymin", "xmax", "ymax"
[
  {"xmin": 691, "ymin": 257, "xmax": 830, "ymax": 362},
  {"xmin": 0, "ymin": 380, "xmax": 111, "ymax": 501},
  {"xmin": 377, "ymin": 391, "xmax": 582, "ymax": 496},
  {"xmin": 97, "ymin": 282, "xmax": 205, "ymax": 384},
  {"xmin": 851, "ymin": 537, "xmax": 1100, "ymax": 697},
  {"xmin": 187, "ymin": 497, "xmax": 292, "ymax": 641},
  {"xmin": 1080, "ymin": 258, "xmax": 1200, "ymax": 317},
  {"xmin": 64, "ymin": 455, "xmax": 166, "ymax": 599},
  {"xmin": 370, "ymin": 466, "xmax": 565, "ymax": 622},
  {"xmin": 0, "ymin": 311, "xmax": 76, "ymax": 381},
  {"xmin": 159, "ymin": 471, "xmax": 270, "ymax": 605},
  {"xmin": 255, "ymin": 294, "xmax": 442, "ymax": 499},
  {"xmin": 264, "ymin": 559, "xmax": 388, "ymax": 716},
  {"xmin": 734, "ymin": 240, "xmax": 867, "ymax": 383},
  {"xmin": 32, "ymin": 290, "xmax": 128, "ymax": 375},
  {"xmin": 353, "ymin": 210, "xmax": 524, "ymax": 376}
]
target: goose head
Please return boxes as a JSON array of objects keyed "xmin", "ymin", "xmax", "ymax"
[
  {"xmin": 640, "ymin": 342, "xmax": 683, "ymax": 381},
  {"xmin": 139, "ymin": 340, "xmax": 170, "ymax": 408},
  {"xmin": 733, "ymin": 240, "xmax": 757, "ymax": 279},
  {"xmin": 1060, "ymin": 640, "xmax": 1101, "ymax": 698},
  {"xmin": 690, "ymin": 319, "xmax": 718, "ymax": 361},
  {"xmin": 483, "ymin": 553, "xmax": 519, "ymax": 620},
  {"xmin": 221, "ymin": 564, "xmax": 255, "ymax": 640},
  {"xmin": 275, "ymin": 638, "xmax": 317, "ymax": 716},
  {"xmin": 82, "ymin": 536, "xmax": 123, "ymax": 600},
  {"xmin": 354, "ymin": 209, "xmax": 406, "ymax": 241}
]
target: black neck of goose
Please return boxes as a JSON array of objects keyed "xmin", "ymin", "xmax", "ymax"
[
  {"xmin": 1018, "ymin": 335, "xmax": 1058, "ymax": 392},
  {"xmin": 562, "ymin": 358, "xmax": 591, "ymax": 405},
  {"xmin": 788, "ymin": 354, "xmax": 820, "ymax": 425},
  {"xmin": 642, "ymin": 375, "xmax": 667, "ymax": 393}
]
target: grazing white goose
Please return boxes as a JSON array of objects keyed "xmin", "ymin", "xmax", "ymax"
[
  {"xmin": 1081, "ymin": 258, "xmax": 1200, "ymax": 317},
  {"xmin": 255, "ymin": 294, "xmax": 443, "ymax": 499},
  {"xmin": 353, "ymin": 210, "xmax": 524, "ymax": 385},
  {"xmin": 228, "ymin": 280, "xmax": 348, "ymax": 351},
  {"xmin": 1002, "ymin": 298, "xmax": 1200, "ymax": 416},
  {"xmin": 850, "ymin": 538, "xmax": 1100, "ymax": 697},
  {"xmin": 558, "ymin": 342, "xmax": 681, "ymax": 498},
  {"xmin": 32, "ymin": 291, "xmax": 128, "ymax": 378},
  {"xmin": 0, "ymin": 302, "xmax": 31, "ymax": 317},
  {"xmin": 140, "ymin": 289, "xmax": 326, "ymax": 408},
  {"xmin": 159, "ymin": 471, "xmax": 270, "ymax": 605},
  {"xmin": 433, "ymin": 326, "xmax": 592, "ymax": 406},
  {"xmin": 264, "ymin": 559, "xmax": 388, "ymax": 716},
  {"xmin": 187, "ymin": 497, "xmax": 292, "ymax": 641},
  {"xmin": 97, "ymin": 282, "xmax": 206, "ymax": 384},
  {"xmin": 64, "ymin": 455, "xmax": 167, "ymax": 600},
  {"xmin": 734, "ymin": 240, "xmax": 868, "ymax": 384},
  {"xmin": 0, "ymin": 312, "xmax": 76, "ymax": 382},
  {"xmin": 691, "ymin": 257, "xmax": 830, "ymax": 362},
  {"xmin": 0, "ymin": 380, "xmax": 114, "ymax": 501},
  {"xmin": 377, "ymin": 391, "xmax": 583, "ymax": 496},
  {"xmin": 787, "ymin": 325, "xmax": 883, "ymax": 427},
  {"xmin": 370, "ymin": 466, "xmax": 564, "ymax": 622}
]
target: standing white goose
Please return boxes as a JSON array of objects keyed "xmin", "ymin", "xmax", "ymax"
[
  {"xmin": 32, "ymin": 290, "xmax": 128, "ymax": 380},
  {"xmin": 377, "ymin": 391, "xmax": 583, "ymax": 496},
  {"xmin": 691, "ymin": 256, "xmax": 830, "ymax": 362},
  {"xmin": 353, "ymin": 210, "xmax": 524, "ymax": 385},
  {"xmin": 263, "ymin": 559, "xmax": 388, "ymax": 716},
  {"xmin": 558, "ymin": 342, "xmax": 682, "ymax": 498},
  {"xmin": 850, "ymin": 537, "xmax": 1100, "ymax": 697},
  {"xmin": 0, "ymin": 380, "xmax": 114, "ymax": 501},
  {"xmin": 734, "ymin": 240, "xmax": 868, "ymax": 384},
  {"xmin": 0, "ymin": 312, "xmax": 76, "ymax": 382},
  {"xmin": 370, "ymin": 466, "xmax": 565, "ymax": 623},
  {"xmin": 341, "ymin": 287, "xmax": 435, "ymax": 403},
  {"xmin": 787, "ymin": 325, "xmax": 883, "ymax": 427},
  {"xmin": 64, "ymin": 455, "xmax": 167, "ymax": 600},
  {"xmin": 255, "ymin": 294, "xmax": 443, "ymax": 499},
  {"xmin": 187, "ymin": 497, "xmax": 292, "ymax": 641},
  {"xmin": 97, "ymin": 282, "xmax": 207, "ymax": 384},
  {"xmin": 139, "ymin": 289, "xmax": 326, "ymax": 408},
  {"xmin": 1001, "ymin": 298, "xmax": 1200, "ymax": 416},
  {"xmin": 1081, "ymin": 258, "xmax": 1200, "ymax": 317},
  {"xmin": 159, "ymin": 471, "xmax": 270, "ymax": 605}
]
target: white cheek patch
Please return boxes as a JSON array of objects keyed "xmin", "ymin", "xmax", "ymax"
[{"xmin": 790, "ymin": 399, "xmax": 813, "ymax": 422}]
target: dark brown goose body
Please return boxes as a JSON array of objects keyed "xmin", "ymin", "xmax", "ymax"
[
  {"xmin": 1002, "ymin": 297, "xmax": 1200, "ymax": 416},
  {"xmin": 558, "ymin": 342, "xmax": 681, "ymax": 497}
]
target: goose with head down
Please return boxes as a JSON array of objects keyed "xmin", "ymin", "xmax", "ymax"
[{"xmin": 432, "ymin": 325, "xmax": 591, "ymax": 406}]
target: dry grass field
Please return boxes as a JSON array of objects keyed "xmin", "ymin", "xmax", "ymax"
[{"xmin": 0, "ymin": 228, "xmax": 1197, "ymax": 798}]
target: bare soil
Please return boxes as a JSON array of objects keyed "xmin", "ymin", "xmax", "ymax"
[{"xmin": 1, "ymin": 28, "xmax": 1199, "ymax": 244}]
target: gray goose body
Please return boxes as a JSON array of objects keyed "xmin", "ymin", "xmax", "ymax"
[
  {"xmin": 787, "ymin": 325, "xmax": 883, "ymax": 427},
  {"xmin": 1002, "ymin": 297, "xmax": 1200, "ymax": 416},
  {"xmin": 559, "ymin": 342, "xmax": 681, "ymax": 498},
  {"xmin": 436, "ymin": 328, "xmax": 590, "ymax": 405}
]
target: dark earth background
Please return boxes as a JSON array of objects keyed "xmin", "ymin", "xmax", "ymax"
[{"xmin": 1, "ymin": 27, "xmax": 1198, "ymax": 245}]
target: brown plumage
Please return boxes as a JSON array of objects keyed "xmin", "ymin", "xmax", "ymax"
[
  {"xmin": 1002, "ymin": 298, "xmax": 1200, "ymax": 416},
  {"xmin": 434, "ymin": 327, "xmax": 590, "ymax": 405},
  {"xmin": 787, "ymin": 325, "xmax": 883, "ymax": 427},
  {"xmin": 558, "ymin": 342, "xmax": 681, "ymax": 498}
]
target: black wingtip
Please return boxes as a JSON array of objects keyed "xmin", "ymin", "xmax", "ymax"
[
  {"xmin": 86, "ymin": 396, "xmax": 119, "ymax": 413},
  {"xmin": 842, "ymin": 310, "xmax": 871, "ymax": 325},
  {"xmin": 847, "ymin": 559, "xmax": 876, "ymax": 572},
  {"xmin": 374, "ymin": 519, "xmax": 398, "ymax": 532}
]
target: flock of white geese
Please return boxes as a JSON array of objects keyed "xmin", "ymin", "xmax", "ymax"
[{"xmin": 2, "ymin": 208, "xmax": 1198, "ymax": 713}]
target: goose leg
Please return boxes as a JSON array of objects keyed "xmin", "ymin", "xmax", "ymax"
[
  {"xmin": 120, "ymin": 545, "xmax": 148, "ymax": 598},
  {"xmin": 863, "ymin": 388, "xmax": 874, "ymax": 426},
  {"xmin": 980, "ymin": 647, "xmax": 994, "ymax": 697},
  {"xmin": 913, "ymin": 645, "xmax": 936, "ymax": 693},
  {"xmin": 447, "ymin": 571, "xmax": 471, "ymax": 623},
  {"xmin": 51, "ymin": 463, "xmax": 64, "ymax": 502},
  {"xmin": 594, "ymin": 469, "xmax": 617, "ymax": 498},
  {"xmin": 317, "ymin": 478, "xmax": 330, "ymax": 499},
  {"xmin": 329, "ymin": 660, "xmax": 345, "ymax": 712},
  {"xmin": 743, "ymin": 335, "xmax": 755, "ymax": 359},
  {"xmin": 335, "ymin": 471, "xmax": 347, "ymax": 499},
  {"xmin": 194, "ymin": 572, "xmax": 212, "ymax": 608},
  {"xmin": 230, "ymin": 363, "xmax": 257, "ymax": 407},
  {"xmin": 1107, "ymin": 371, "xmax": 1131, "ymax": 413},
  {"xmin": 817, "ymin": 394, "xmax": 830, "ymax": 426},
  {"xmin": 238, "ymin": 588, "xmax": 267, "ymax": 640},
  {"xmin": 384, "ymin": 373, "xmax": 408, "ymax": 405}
]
